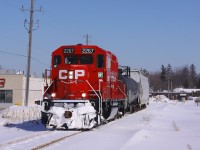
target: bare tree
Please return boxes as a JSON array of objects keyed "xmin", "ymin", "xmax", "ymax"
[
  {"xmin": 196, "ymin": 75, "xmax": 200, "ymax": 88},
  {"xmin": 181, "ymin": 66, "xmax": 190, "ymax": 88}
]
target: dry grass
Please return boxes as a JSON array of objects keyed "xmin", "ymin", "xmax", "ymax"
[{"xmin": 172, "ymin": 120, "xmax": 179, "ymax": 131}]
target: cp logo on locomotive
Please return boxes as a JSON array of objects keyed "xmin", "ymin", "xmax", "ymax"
[{"xmin": 59, "ymin": 70, "xmax": 85, "ymax": 79}]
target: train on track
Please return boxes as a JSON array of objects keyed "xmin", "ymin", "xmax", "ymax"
[{"xmin": 41, "ymin": 44, "xmax": 149, "ymax": 129}]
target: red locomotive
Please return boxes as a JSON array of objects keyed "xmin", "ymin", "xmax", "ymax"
[{"xmin": 41, "ymin": 44, "xmax": 149, "ymax": 129}]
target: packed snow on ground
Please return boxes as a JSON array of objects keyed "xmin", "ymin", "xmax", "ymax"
[{"xmin": 0, "ymin": 95, "xmax": 200, "ymax": 150}]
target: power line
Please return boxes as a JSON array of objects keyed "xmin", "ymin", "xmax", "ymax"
[
  {"xmin": 0, "ymin": 34, "xmax": 52, "ymax": 56},
  {"xmin": 0, "ymin": 50, "xmax": 49, "ymax": 67},
  {"xmin": 44, "ymin": 13, "xmax": 83, "ymax": 38},
  {"xmin": 0, "ymin": 50, "xmax": 27, "ymax": 58}
]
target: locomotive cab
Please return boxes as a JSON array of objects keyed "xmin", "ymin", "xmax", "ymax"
[{"xmin": 45, "ymin": 45, "xmax": 104, "ymax": 101}]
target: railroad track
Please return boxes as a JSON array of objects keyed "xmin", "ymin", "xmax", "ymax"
[
  {"xmin": 0, "ymin": 131, "xmax": 52, "ymax": 148},
  {"xmin": 31, "ymin": 112, "xmax": 142, "ymax": 150},
  {"xmin": 31, "ymin": 131, "xmax": 82, "ymax": 150},
  {"xmin": 0, "ymin": 118, "xmax": 125, "ymax": 150},
  {"xmin": 0, "ymin": 129, "xmax": 82, "ymax": 150}
]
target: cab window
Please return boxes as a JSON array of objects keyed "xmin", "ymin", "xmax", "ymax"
[
  {"xmin": 65, "ymin": 55, "xmax": 93, "ymax": 64},
  {"xmin": 65, "ymin": 56, "xmax": 78, "ymax": 64},
  {"xmin": 97, "ymin": 55, "xmax": 104, "ymax": 68},
  {"xmin": 80, "ymin": 55, "xmax": 93, "ymax": 64},
  {"xmin": 54, "ymin": 55, "xmax": 61, "ymax": 68}
]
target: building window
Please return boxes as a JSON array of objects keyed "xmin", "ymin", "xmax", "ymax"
[{"xmin": 0, "ymin": 90, "xmax": 13, "ymax": 103}]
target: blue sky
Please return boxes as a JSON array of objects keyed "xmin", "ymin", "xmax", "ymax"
[{"xmin": 0, "ymin": 0, "xmax": 200, "ymax": 76}]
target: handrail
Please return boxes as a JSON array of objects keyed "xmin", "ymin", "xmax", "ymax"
[
  {"xmin": 43, "ymin": 80, "xmax": 54, "ymax": 97},
  {"xmin": 86, "ymin": 80, "xmax": 101, "ymax": 124}
]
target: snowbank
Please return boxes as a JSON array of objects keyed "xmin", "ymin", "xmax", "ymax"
[
  {"xmin": 149, "ymin": 95, "xmax": 170, "ymax": 103},
  {"xmin": 0, "ymin": 105, "xmax": 42, "ymax": 126}
]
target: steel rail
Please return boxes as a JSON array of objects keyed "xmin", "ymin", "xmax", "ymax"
[{"xmin": 31, "ymin": 131, "xmax": 83, "ymax": 150}]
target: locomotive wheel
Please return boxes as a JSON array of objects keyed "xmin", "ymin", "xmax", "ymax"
[
  {"xmin": 129, "ymin": 106, "xmax": 134, "ymax": 113},
  {"xmin": 102, "ymin": 102, "xmax": 112, "ymax": 119},
  {"xmin": 118, "ymin": 101, "xmax": 125, "ymax": 118}
]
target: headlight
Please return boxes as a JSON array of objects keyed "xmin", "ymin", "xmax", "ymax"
[
  {"xmin": 68, "ymin": 71, "xmax": 74, "ymax": 79},
  {"xmin": 82, "ymin": 93, "xmax": 86, "ymax": 98},
  {"xmin": 51, "ymin": 92, "xmax": 56, "ymax": 98}
]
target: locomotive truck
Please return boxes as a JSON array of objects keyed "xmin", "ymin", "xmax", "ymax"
[{"xmin": 41, "ymin": 44, "xmax": 149, "ymax": 129}]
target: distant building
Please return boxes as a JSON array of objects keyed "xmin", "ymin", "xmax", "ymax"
[
  {"xmin": 0, "ymin": 71, "xmax": 44, "ymax": 109},
  {"xmin": 173, "ymin": 88, "xmax": 200, "ymax": 93},
  {"xmin": 151, "ymin": 88, "xmax": 200, "ymax": 101}
]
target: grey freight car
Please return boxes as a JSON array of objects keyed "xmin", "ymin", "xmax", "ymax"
[{"xmin": 130, "ymin": 70, "xmax": 149, "ymax": 106}]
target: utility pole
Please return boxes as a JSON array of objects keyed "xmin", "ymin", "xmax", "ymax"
[
  {"xmin": 83, "ymin": 34, "xmax": 91, "ymax": 45},
  {"xmin": 171, "ymin": 80, "xmax": 173, "ymax": 99},
  {"xmin": 24, "ymin": 0, "xmax": 34, "ymax": 106},
  {"xmin": 166, "ymin": 74, "xmax": 172, "ymax": 99},
  {"xmin": 167, "ymin": 78, "xmax": 170, "ymax": 99},
  {"xmin": 22, "ymin": 0, "xmax": 41, "ymax": 106}
]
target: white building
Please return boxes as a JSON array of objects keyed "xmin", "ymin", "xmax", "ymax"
[{"xmin": 0, "ymin": 73, "xmax": 44, "ymax": 109}]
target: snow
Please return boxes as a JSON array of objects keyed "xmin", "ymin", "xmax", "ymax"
[
  {"xmin": 173, "ymin": 87, "xmax": 200, "ymax": 93},
  {"xmin": 0, "ymin": 96, "xmax": 200, "ymax": 150},
  {"xmin": 0, "ymin": 105, "xmax": 41, "ymax": 126},
  {"xmin": 46, "ymin": 102, "xmax": 96, "ymax": 129}
]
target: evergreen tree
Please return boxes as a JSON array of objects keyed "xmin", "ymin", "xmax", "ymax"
[
  {"xmin": 166, "ymin": 64, "xmax": 173, "ymax": 75},
  {"xmin": 166, "ymin": 64, "xmax": 173, "ymax": 81},
  {"xmin": 190, "ymin": 64, "xmax": 197, "ymax": 88},
  {"xmin": 160, "ymin": 65, "xmax": 166, "ymax": 81}
]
